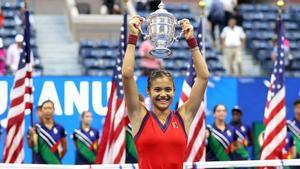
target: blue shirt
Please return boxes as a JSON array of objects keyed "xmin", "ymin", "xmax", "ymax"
[
  {"xmin": 72, "ymin": 127, "xmax": 99, "ymax": 164},
  {"xmin": 230, "ymin": 122, "xmax": 251, "ymax": 146},
  {"xmin": 206, "ymin": 124, "xmax": 237, "ymax": 161},
  {"xmin": 35, "ymin": 122, "xmax": 67, "ymax": 164},
  {"xmin": 287, "ymin": 118, "xmax": 300, "ymax": 157}
]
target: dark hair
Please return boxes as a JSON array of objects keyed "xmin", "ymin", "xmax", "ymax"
[
  {"xmin": 213, "ymin": 104, "xmax": 226, "ymax": 113},
  {"xmin": 147, "ymin": 69, "xmax": 175, "ymax": 90},
  {"xmin": 40, "ymin": 100, "xmax": 55, "ymax": 108},
  {"xmin": 294, "ymin": 99, "xmax": 300, "ymax": 107}
]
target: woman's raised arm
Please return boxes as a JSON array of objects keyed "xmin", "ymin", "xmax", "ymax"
[
  {"xmin": 179, "ymin": 19, "xmax": 210, "ymax": 133},
  {"xmin": 122, "ymin": 16, "xmax": 146, "ymax": 129}
]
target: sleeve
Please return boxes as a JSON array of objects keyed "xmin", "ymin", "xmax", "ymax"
[
  {"xmin": 71, "ymin": 130, "xmax": 76, "ymax": 140},
  {"xmin": 60, "ymin": 126, "xmax": 67, "ymax": 138},
  {"xmin": 220, "ymin": 28, "xmax": 227, "ymax": 39},
  {"xmin": 233, "ymin": 128, "xmax": 238, "ymax": 141},
  {"xmin": 95, "ymin": 130, "xmax": 100, "ymax": 140},
  {"xmin": 239, "ymin": 27, "xmax": 246, "ymax": 39}
]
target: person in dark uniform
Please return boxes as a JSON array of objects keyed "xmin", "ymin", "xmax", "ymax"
[
  {"xmin": 229, "ymin": 106, "xmax": 252, "ymax": 161},
  {"xmin": 72, "ymin": 111, "xmax": 99, "ymax": 164}
]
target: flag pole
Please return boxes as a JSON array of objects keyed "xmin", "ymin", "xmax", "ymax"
[
  {"xmin": 25, "ymin": 0, "xmax": 34, "ymax": 128},
  {"xmin": 199, "ymin": 0, "xmax": 205, "ymax": 58}
]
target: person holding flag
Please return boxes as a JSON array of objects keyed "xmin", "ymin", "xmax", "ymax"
[
  {"xmin": 72, "ymin": 111, "xmax": 99, "ymax": 164},
  {"xmin": 28, "ymin": 100, "xmax": 67, "ymax": 164},
  {"xmin": 122, "ymin": 15, "xmax": 209, "ymax": 169},
  {"xmin": 286, "ymin": 99, "xmax": 300, "ymax": 159},
  {"xmin": 206, "ymin": 104, "xmax": 239, "ymax": 164},
  {"xmin": 229, "ymin": 106, "xmax": 252, "ymax": 161}
]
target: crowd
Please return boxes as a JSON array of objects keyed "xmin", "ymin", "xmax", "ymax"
[
  {"xmin": 25, "ymin": 98, "xmax": 300, "ymax": 165},
  {"xmin": 0, "ymin": 2, "xmax": 35, "ymax": 76}
]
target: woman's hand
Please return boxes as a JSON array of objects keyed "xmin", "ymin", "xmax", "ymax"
[
  {"xmin": 29, "ymin": 127, "xmax": 38, "ymax": 146},
  {"xmin": 180, "ymin": 19, "xmax": 194, "ymax": 40},
  {"xmin": 129, "ymin": 16, "xmax": 143, "ymax": 36}
]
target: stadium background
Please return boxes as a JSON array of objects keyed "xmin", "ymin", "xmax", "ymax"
[{"xmin": 0, "ymin": 0, "xmax": 299, "ymax": 165}]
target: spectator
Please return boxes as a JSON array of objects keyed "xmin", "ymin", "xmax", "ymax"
[
  {"xmin": 0, "ymin": 38, "xmax": 6, "ymax": 76},
  {"xmin": 221, "ymin": 17, "xmax": 246, "ymax": 76},
  {"xmin": 138, "ymin": 40, "xmax": 163, "ymax": 76},
  {"xmin": 208, "ymin": 0, "xmax": 225, "ymax": 47},
  {"xmin": 271, "ymin": 36, "xmax": 293, "ymax": 69},
  {"xmin": 72, "ymin": 111, "xmax": 99, "ymax": 164},
  {"xmin": 14, "ymin": 4, "xmax": 34, "ymax": 27},
  {"xmin": 6, "ymin": 34, "xmax": 34, "ymax": 74},
  {"xmin": 6, "ymin": 34, "xmax": 24, "ymax": 73},
  {"xmin": 221, "ymin": 0, "xmax": 238, "ymax": 27},
  {"xmin": 286, "ymin": 99, "xmax": 300, "ymax": 160},
  {"xmin": 230, "ymin": 106, "xmax": 252, "ymax": 161},
  {"xmin": 28, "ymin": 100, "xmax": 67, "ymax": 164}
]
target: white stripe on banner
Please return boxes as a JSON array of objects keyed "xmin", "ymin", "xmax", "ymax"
[
  {"xmin": 264, "ymin": 107, "xmax": 286, "ymax": 141},
  {"xmin": 187, "ymin": 102, "xmax": 204, "ymax": 144},
  {"xmin": 111, "ymin": 101, "xmax": 126, "ymax": 162},
  {"xmin": 265, "ymin": 88, "xmax": 285, "ymax": 119},
  {"xmin": 187, "ymin": 121, "xmax": 206, "ymax": 162},
  {"xmin": 10, "ymin": 83, "xmax": 26, "ymax": 101},
  {"xmin": 6, "ymin": 120, "xmax": 24, "ymax": 163},
  {"xmin": 261, "ymin": 126, "xmax": 286, "ymax": 160},
  {"xmin": 112, "ymin": 126, "xmax": 125, "ymax": 162},
  {"xmin": 113, "ymin": 100, "xmax": 126, "ymax": 131},
  {"xmin": 103, "ymin": 89, "xmax": 117, "ymax": 163}
]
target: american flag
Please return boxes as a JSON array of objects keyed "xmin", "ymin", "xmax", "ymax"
[
  {"xmin": 260, "ymin": 14, "xmax": 286, "ymax": 161},
  {"xmin": 3, "ymin": 11, "xmax": 33, "ymax": 163},
  {"xmin": 179, "ymin": 20, "xmax": 206, "ymax": 162},
  {"xmin": 96, "ymin": 13, "xmax": 128, "ymax": 164}
]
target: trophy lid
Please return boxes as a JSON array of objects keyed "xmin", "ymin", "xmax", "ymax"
[{"xmin": 147, "ymin": 1, "xmax": 176, "ymax": 21}]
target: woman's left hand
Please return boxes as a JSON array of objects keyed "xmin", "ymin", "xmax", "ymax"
[{"xmin": 180, "ymin": 19, "xmax": 194, "ymax": 40}]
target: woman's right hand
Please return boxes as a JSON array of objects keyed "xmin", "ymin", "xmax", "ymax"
[
  {"xmin": 129, "ymin": 16, "xmax": 143, "ymax": 36},
  {"xmin": 29, "ymin": 127, "xmax": 38, "ymax": 145}
]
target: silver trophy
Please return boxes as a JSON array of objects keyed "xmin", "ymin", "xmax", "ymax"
[{"xmin": 141, "ymin": 1, "xmax": 182, "ymax": 58}]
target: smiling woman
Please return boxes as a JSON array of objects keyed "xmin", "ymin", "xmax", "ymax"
[{"xmin": 122, "ymin": 16, "xmax": 209, "ymax": 169}]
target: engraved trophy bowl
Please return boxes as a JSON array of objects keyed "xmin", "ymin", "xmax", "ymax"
[{"xmin": 141, "ymin": 1, "xmax": 182, "ymax": 58}]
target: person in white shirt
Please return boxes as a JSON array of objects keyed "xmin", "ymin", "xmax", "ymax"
[
  {"xmin": 221, "ymin": 17, "xmax": 246, "ymax": 76},
  {"xmin": 6, "ymin": 34, "xmax": 34, "ymax": 74},
  {"xmin": 6, "ymin": 34, "xmax": 24, "ymax": 73}
]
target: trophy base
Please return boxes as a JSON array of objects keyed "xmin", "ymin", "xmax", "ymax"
[{"xmin": 150, "ymin": 47, "xmax": 172, "ymax": 58}]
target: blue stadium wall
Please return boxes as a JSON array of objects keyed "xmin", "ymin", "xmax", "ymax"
[{"xmin": 0, "ymin": 76, "xmax": 299, "ymax": 164}]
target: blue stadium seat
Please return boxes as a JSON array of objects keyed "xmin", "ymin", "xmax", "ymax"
[
  {"xmin": 291, "ymin": 50, "xmax": 300, "ymax": 61},
  {"xmin": 289, "ymin": 41, "xmax": 299, "ymax": 50},
  {"xmin": 289, "ymin": 60, "xmax": 300, "ymax": 71},
  {"xmin": 239, "ymin": 4, "xmax": 256, "ymax": 13},
  {"xmin": 80, "ymin": 40, "xmax": 95, "ymax": 48}
]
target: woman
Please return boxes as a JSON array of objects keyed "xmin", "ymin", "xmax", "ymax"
[
  {"xmin": 122, "ymin": 16, "xmax": 209, "ymax": 169},
  {"xmin": 28, "ymin": 100, "xmax": 67, "ymax": 164},
  {"xmin": 72, "ymin": 111, "xmax": 99, "ymax": 164},
  {"xmin": 206, "ymin": 104, "xmax": 239, "ymax": 162}
]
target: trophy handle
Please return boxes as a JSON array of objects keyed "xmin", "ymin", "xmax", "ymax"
[
  {"xmin": 174, "ymin": 20, "xmax": 184, "ymax": 41},
  {"xmin": 139, "ymin": 17, "xmax": 150, "ymax": 40}
]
